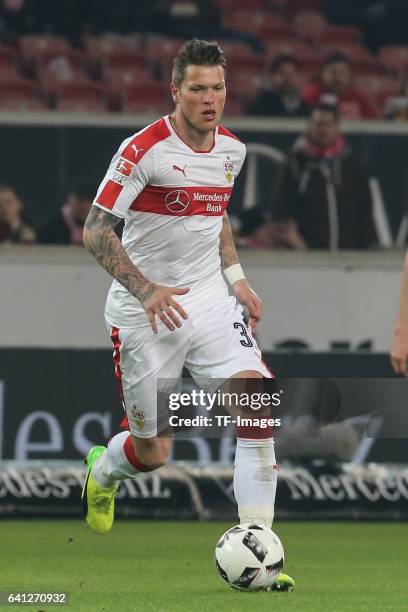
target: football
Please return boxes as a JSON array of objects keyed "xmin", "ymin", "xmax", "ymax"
[{"xmin": 215, "ymin": 524, "xmax": 284, "ymax": 591}]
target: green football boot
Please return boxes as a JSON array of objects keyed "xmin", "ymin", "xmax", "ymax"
[
  {"xmin": 81, "ymin": 445, "xmax": 118, "ymax": 535},
  {"xmin": 266, "ymin": 572, "xmax": 295, "ymax": 592}
]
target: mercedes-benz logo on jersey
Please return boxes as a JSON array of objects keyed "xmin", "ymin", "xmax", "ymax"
[{"xmin": 165, "ymin": 189, "xmax": 190, "ymax": 213}]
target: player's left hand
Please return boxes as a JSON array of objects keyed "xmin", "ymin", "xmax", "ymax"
[{"xmin": 231, "ymin": 279, "xmax": 262, "ymax": 332}]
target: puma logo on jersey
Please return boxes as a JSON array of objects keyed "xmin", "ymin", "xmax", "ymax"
[
  {"xmin": 172, "ymin": 164, "xmax": 187, "ymax": 178},
  {"xmin": 131, "ymin": 144, "xmax": 144, "ymax": 158}
]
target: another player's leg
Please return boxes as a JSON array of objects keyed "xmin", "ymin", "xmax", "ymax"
[{"xmin": 82, "ymin": 433, "xmax": 171, "ymax": 534}]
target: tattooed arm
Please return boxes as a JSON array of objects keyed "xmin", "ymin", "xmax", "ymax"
[
  {"xmin": 219, "ymin": 211, "xmax": 262, "ymax": 331},
  {"xmin": 219, "ymin": 211, "xmax": 240, "ymax": 270},
  {"xmin": 83, "ymin": 206, "xmax": 189, "ymax": 333}
]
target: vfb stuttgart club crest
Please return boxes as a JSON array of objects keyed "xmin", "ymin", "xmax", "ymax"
[
  {"xmin": 224, "ymin": 160, "xmax": 234, "ymax": 183},
  {"xmin": 131, "ymin": 406, "xmax": 145, "ymax": 430}
]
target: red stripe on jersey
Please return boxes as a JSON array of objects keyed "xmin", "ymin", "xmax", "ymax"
[
  {"xmin": 218, "ymin": 125, "xmax": 241, "ymax": 142},
  {"xmin": 110, "ymin": 326, "xmax": 124, "ymax": 403},
  {"xmin": 97, "ymin": 180, "xmax": 123, "ymax": 209},
  {"xmin": 121, "ymin": 117, "xmax": 171, "ymax": 164},
  {"xmin": 129, "ymin": 185, "xmax": 233, "ymax": 216}
]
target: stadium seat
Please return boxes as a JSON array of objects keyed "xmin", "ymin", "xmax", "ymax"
[
  {"xmin": 52, "ymin": 81, "xmax": 103, "ymax": 111},
  {"xmin": 145, "ymin": 37, "xmax": 187, "ymax": 80},
  {"xmin": 0, "ymin": 96, "xmax": 47, "ymax": 111},
  {"xmin": 356, "ymin": 74, "xmax": 400, "ymax": 113},
  {"xmin": 55, "ymin": 97, "xmax": 107, "ymax": 113},
  {"xmin": 0, "ymin": 45, "xmax": 15, "ymax": 69},
  {"xmin": 18, "ymin": 35, "xmax": 72, "ymax": 75},
  {"xmin": 0, "ymin": 70, "xmax": 40, "ymax": 110},
  {"xmin": 292, "ymin": 11, "xmax": 328, "ymax": 43},
  {"xmin": 223, "ymin": 11, "xmax": 294, "ymax": 40},
  {"xmin": 223, "ymin": 96, "xmax": 244, "ymax": 116},
  {"xmin": 84, "ymin": 35, "xmax": 145, "ymax": 78},
  {"xmin": 119, "ymin": 85, "xmax": 169, "ymax": 114},
  {"xmin": 39, "ymin": 67, "xmax": 99, "ymax": 104},
  {"xmin": 319, "ymin": 25, "xmax": 362, "ymax": 45},
  {"xmin": 378, "ymin": 46, "xmax": 408, "ymax": 77},
  {"xmin": 265, "ymin": 39, "xmax": 319, "ymax": 70},
  {"xmin": 104, "ymin": 69, "xmax": 164, "ymax": 111},
  {"xmin": 227, "ymin": 70, "xmax": 263, "ymax": 105},
  {"xmin": 288, "ymin": 0, "xmax": 321, "ymax": 16}
]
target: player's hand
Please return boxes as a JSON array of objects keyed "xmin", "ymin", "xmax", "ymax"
[
  {"xmin": 140, "ymin": 284, "xmax": 189, "ymax": 334},
  {"xmin": 390, "ymin": 325, "xmax": 408, "ymax": 376},
  {"xmin": 231, "ymin": 279, "xmax": 262, "ymax": 332}
]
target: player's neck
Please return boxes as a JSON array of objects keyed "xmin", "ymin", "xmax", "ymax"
[{"xmin": 169, "ymin": 112, "xmax": 215, "ymax": 152}]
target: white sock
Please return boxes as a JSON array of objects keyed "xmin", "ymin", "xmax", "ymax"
[
  {"xmin": 233, "ymin": 437, "xmax": 278, "ymax": 528},
  {"xmin": 92, "ymin": 431, "xmax": 142, "ymax": 488}
]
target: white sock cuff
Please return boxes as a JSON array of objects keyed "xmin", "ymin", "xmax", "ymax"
[{"xmin": 237, "ymin": 437, "xmax": 274, "ymax": 448}]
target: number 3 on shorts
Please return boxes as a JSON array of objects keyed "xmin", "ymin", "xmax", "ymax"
[{"xmin": 233, "ymin": 322, "xmax": 253, "ymax": 347}]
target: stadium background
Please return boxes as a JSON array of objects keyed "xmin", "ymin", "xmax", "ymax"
[{"xmin": 0, "ymin": 2, "xmax": 408, "ymax": 608}]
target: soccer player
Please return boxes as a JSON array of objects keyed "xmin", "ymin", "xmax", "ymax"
[
  {"xmin": 390, "ymin": 253, "xmax": 408, "ymax": 375},
  {"xmin": 81, "ymin": 39, "xmax": 293, "ymax": 591}
]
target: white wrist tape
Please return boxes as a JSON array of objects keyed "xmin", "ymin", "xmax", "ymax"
[{"xmin": 224, "ymin": 263, "xmax": 245, "ymax": 286}]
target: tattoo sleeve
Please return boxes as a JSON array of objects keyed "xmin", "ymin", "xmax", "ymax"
[
  {"xmin": 219, "ymin": 211, "xmax": 240, "ymax": 270},
  {"xmin": 83, "ymin": 206, "xmax": 157, "ymax": 303}
]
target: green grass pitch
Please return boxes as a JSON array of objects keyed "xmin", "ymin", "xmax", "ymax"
[{"xmin": 0, "ymin": 520, "xmax": 407, "ymax": 611}]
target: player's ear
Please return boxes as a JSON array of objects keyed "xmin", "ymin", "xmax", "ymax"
[{"xmin": 170, "ymin": 82, "xmax": 179, "ymax": 104}]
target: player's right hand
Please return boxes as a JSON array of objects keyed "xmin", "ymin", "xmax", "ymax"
[
  {"xmin": 140, "ymin": 284, "xmax": 190, "ymax": 334},
  {"xmin": 390, "ymin": 325, "xmax": 408, "ymax": 376}
]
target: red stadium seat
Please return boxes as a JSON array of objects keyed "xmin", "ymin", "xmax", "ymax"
[
  {"xmin": 84, "ymin": 35, "xmax": 145, "ymax": 77},
  {"xmin": 0, "ymin": 69, "xmax": 33, "ymax": 95},
  {"xmin": 104, "ymin": 69, "xmax": 164, "ymax": 110},
  {"xmin": 145, "ymin": 37, "xmax": 187, "ymax": 80},
  {"xmin": 378, "ymin": 45, "xmax": 408, "ymax": 76},
  {"xmin": 53, "ymin": 81, "xmax": 103, "ymax": 111},
  {"xmin": 119, "ymin": 85, "xmax": 168, "ymax": 113},
  {"xmin": 228, "ymin": 55, "xmax": 265, "ymax": 73},
  {"xmin": 319, "ymin": 25, "xmax": 362, "ymax": 45},
  {"xmin": 293, "ymin": 11, "xmax": 327, "ymax": 42},
  {"xmin": 18, "ymin": 35, "xmax": 72, "ymax": 75},
  {"xmin": 0, "ymin": 96, "xmax": 47, "ymax": 111},
  {"xmin": 227, "ymin": 70, "xmax": 263, "ymax": 105},
  {"xmin": 288, "ymin": 0, "xmax": 321, "ymax": 17},
  {"xmin": 356, "ymin": 74, "xmax": 400, "ymax": 112},
  {"xmin": 223, "ymin": 11, "xmax": 293, "ymax": 40},
  {"xmin": 55, "ymin": 97, "xmax": 107, "ymax": 113},
  {"xmin": 0, "ymin": 45, "xmax": 15, "ymax": 69},
  {"xmin": 265, "ymin": 39, "xmax": 319, "ymax": 70}
]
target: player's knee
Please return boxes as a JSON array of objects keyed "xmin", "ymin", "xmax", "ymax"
[{"xmin": 130, "ymin": 435, "xmax": 169, "ymax": 470}]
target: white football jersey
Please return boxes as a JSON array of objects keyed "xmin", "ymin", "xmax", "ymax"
[{"xmin": 93, "ymin": 115, "xmax": 246, "ymax": 328}]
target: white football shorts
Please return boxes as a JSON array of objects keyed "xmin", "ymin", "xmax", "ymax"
[{"xmin": 108, "ymin": 295, "xmax": 272, "ymax": 438}]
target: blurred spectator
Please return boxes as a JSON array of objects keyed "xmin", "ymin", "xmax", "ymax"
[
  {"xmin": 247, "ymin": 54, "xmax": 309, "ymax": 118},
  {"xmin": 384, "ymin": 76, "xmax": 408, "ymax": 121},
  {"xmin": 0, "ymin": 185, "xmax": 36, "ymax": 243},
  {"xmin": 233, "ymin": 207, "xmax": 307, "ymax": 249},
  {"xmin": 271, "ymin": 104, "xmax": 376, "ymax": 250},
  {"xmin": 302, "ymin": 53, "xmax": 377, "ymax": 119},
  {"xmin": 39, "ymin": 180, "xmax": 96, "ymax": 245}
]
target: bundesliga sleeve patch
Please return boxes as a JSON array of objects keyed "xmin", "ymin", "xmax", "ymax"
[{"xmin": 111, "ymin": 157, "xmax": 135, "ymax": 186}]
